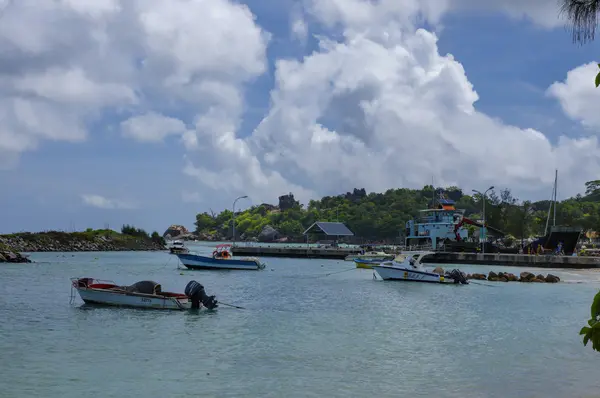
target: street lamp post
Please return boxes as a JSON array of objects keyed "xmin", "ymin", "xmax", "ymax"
[
  {"xmin": 472, "ymin": 186, "xmax": 494, "ymax": 254},
  {"xmin": 232, "ymin": 195, "xmax": 249, "ymax": 247}
]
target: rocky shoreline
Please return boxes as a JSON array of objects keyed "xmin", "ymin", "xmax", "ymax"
[{"xmin": 0, "ymin": 231, "xmax": 166, "ymax": 263}]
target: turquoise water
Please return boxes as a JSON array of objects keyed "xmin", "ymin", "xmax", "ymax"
[{"xmin": 1, "ymin": 242, "xmax": 600, "ymax": 398}]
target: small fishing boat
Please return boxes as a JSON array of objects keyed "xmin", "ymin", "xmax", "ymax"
[
  {"xmin": 353, "ymin": 257, "xmax": 394, "ymax": 269},
  {"xmin": 344, "ymin": 250, "xmax": 395, "ymax": 262},
  {"xmin": 70, "ymin": 277, "xmax": 218, "ymax": 310},
  {"xmin": 371, "ymin": 251, "xmax": 469, "ymax": 284},
  {"xmin": 168, "ymin": 240, "xmax": 189, "ymax": 254},
  {"xmin": 175, "ymin": 244, "xmax": 266, "ymax": 271}
]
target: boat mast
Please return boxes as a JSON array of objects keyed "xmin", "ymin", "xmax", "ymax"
[
  {"xmin": 553, "ymin": 169, "xmax": 557, "ymax": 228},
  {"xmin": 431, "ymin": 176, "xmax": 435, "ymax": 208},
  {"xmin": 544, "ymin": 169, "xmax": 558, "ymax": 236}
]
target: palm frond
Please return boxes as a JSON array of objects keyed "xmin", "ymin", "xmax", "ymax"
[{"xmin": 560, "ymin": 0, "xmax": 600, "ymax": 44}]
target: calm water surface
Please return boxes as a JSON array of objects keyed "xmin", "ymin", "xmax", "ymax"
[{"xmin": 1, "ymin": 242, "xmax": 600, "ymax": 398}]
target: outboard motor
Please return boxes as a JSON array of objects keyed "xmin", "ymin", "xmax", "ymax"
[
  {"xmin": 184, "ymin": 280, "xmax": 218, "ymax": 310},
  {"xmin": 446, "ymin": 269, "xmax": 469, "ymax": 285}
]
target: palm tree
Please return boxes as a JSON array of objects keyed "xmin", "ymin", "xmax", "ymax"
[{"xmin": 560, "ymin": 0, "xmax": 600, "ymax": 44}]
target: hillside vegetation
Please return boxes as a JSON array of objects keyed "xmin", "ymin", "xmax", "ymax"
[
  {"xmin": 1, "ymin": 225, "xmax": 166, "ymax": 253},
  {"xmin": 194, "ymin": 181, "xmax": 600, "ymax": 243}
]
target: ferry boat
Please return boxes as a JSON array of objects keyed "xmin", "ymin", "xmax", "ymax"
[{"xmin": 404, "ymin": 194, "xmax": 504, "ymax": 252}]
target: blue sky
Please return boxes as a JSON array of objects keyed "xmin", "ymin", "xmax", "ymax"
[{"xmin": 1, "ymin": 0, "xmax": 599, "ymax": 234}]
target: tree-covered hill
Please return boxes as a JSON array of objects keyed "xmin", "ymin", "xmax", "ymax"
[{"xmin": 194, "ymin": 182, "xmax": 600, "ymax": 243}]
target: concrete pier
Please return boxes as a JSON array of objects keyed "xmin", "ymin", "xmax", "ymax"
[
  {"xmin": 422, "ymin": 252, "xmax": 600, "ymax": 269},
  {"xmin": 231, "ymin": 244, "xmax": 361, "ymax": 260}
]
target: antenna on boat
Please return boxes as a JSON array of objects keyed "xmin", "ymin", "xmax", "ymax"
[
  {"xmin": 431, "ymin": 176, "xmax": 435, "ymax": 209},
  {"xmin": 553, "ymin": 169, "xmax": 558, "ymax": 228}
]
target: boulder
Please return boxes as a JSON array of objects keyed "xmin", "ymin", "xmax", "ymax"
[
  {"xmin": 258, "ymin": 225, "xmax": 279, "ymax": 242},
  {"xmin": 519, "ymin": 272, "xmax": 535, "ymax": 282},
  {"xmin": 505, "ymin": 273, "xmax": 518, "ymax": 282},
  {"xmin": 432, "ymin": 267, "xmax": 445, "ymax": 276},
  {"xmin": 545, "ymin": 274, "xmax": 560, "ymax": 283},
  {"xmin": 488, "ymin": 271, "xmax": 498, "ymax": 281},
  {"xmin": 162, "ymin": 225, "xmax": 190, "ymax": 238},
  {"xmin": 470, "ymin": 273, "xmax": 487, "ymax": 280}
]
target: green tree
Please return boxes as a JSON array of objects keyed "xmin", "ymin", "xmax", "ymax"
[
  {"xmin": 195, "ymin": 212, "xmax": 216, "ymax": 233},
  {"xmin": 121, "ymin": 224, "xmax": 149, "ymax": 239},
  {"xmin": 580, "ymin": 290, "xmax": 600, "ymax": 351},
  {"xmin": 151, "ymin": 231, "xmax": 166, "ymax": 246}
]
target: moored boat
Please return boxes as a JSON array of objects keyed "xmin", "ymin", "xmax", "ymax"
[
  {"xmin": 371, "ymin": 251, "xmax": 469, "ymax": 284},
  {"xmin": 168, "ymin": 240, "xmax": 189, "ymax": 254},
  {"xmin": 70, "ymin": 277, "xmax": 218, "ymax": 310},
  {"xmin": 175, "ymin": 244, "xmax": 266, "ymax": 271},
  {"xmin": 354, "ymin": 258, "xmax": 387, "ymax": 269},
  {"xmin": 345, "ymin": 250, "xmax": 395, "ymax": 262}
]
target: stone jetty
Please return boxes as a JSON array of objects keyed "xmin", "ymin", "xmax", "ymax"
[
  {"xmin": 422, "ymin": 252, "xmax": 600, "ymax": 269},
  {"xmin": 232, "ymin": 244, "xmax": 361, "ymax": 260},
  {"xmin": 433, "ymin": 267, "xmax": 561, "ymax": 283}
]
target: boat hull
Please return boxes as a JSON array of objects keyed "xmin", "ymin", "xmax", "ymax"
[
  {"xmin": 372, "ymin": 265, "xmax": 448, "ymax": 283},
  {"xmin": 76, "ymin": 288, "xmax": 191, "ymax": 310},
  {"xmin": 176, "ymin": 253, "xmax": 264, "ymax": 270}
]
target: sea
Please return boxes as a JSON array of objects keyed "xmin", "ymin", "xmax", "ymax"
[{"xmin": 1, "ymin": 241, "xmax": 599, "ymax": 398}]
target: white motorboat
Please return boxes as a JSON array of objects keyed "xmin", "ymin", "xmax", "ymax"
[
  {"xmin": 168, "ymin": 240, "xmax": 189, "ymax": 254},
  {"xmin": 344, "ymin": 250, "xmax": 395, "ymax": 262},
  {"xmin": 371, "ymin": 251, "xmax": 469, "ymax": 284},
  {"xmin": 70, "ymin": 277, "xmax": 218, "ymax": 310}
]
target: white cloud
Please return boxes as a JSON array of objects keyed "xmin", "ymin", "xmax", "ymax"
[
  {"xmin": 451, "ymin": 0, "xmax": 566, "ymax": 28},
  {"xmin": 180, "ymin": 0, "xmax": 600, "ymax": 203},
  {"xmin": 80, "ymin": 194, "xmax": 136, "ymax": 209},
  {"xmin": 121, "ymin": 112, "xmax": 187, "ymax": 142},
  {"xmin": 290, "ymin": 6, "xmax": 308, "ymax": 44},
  {"xmin": 546, "ymin": 62, "xmax": 600, "ymax": 130},
  {"xmin": 0, "ymin": 0, "xmax": 269, "ymax": 161},
  {"xmin": 2, "ymin": 0, "xmax": 600, "ymax": 213}
]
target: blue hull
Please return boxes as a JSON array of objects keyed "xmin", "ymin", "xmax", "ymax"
[{"xmin": 175, "ymin": 253, "xmax": 264, "ymax": 270}]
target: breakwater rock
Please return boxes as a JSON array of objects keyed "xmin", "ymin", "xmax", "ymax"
[
  {"xmin": 466, "ymin": 271, "xmax": 561, "ymax": 283},
  {"xmin": 0, "ymin": 249, "xmax": 31, "ymax": 263},
  {"xmin": 0, "ymin": 230, "xmax": 166, "ymax": 255}
]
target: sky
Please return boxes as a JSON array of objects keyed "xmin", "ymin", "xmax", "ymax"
[{"xmin": 1, "ymin": 0, "xmax": 600, "ymax": 234}]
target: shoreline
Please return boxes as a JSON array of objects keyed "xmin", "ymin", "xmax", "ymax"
[{"xmin": 0, "ymin": 230, "xmax": 166, "ymax": 263}]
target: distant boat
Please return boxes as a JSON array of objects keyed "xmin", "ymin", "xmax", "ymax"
[
  {"xmin": 345, "ymin": 251, "xmax": 395, "ymax": 263},
  {"xmin": 175, "ymin": 244, "xmax": 266, "ymax": 271},
  {"xmin": 70, "ymin": 277, "xmax": 218, "ymax": 310},
  {"xmin": 371, "ymin": 251, "xmax": 469, "ymax": 284},
  {"xmin": 353, "ymin": 257, "xmax": 393, "ymax": 269},
  {"xmin": 168, "ymin": 240, "xmax": 189, "ymax": 254}
]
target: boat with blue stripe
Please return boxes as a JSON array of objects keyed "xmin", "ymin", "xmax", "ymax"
[
  {"xmin": 175, "ymin": 244, "xmax": 266, "ymax": 271},
  {"xmin": 371, "ymin": 251, "xmax": 469, "ymax": 285}
]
